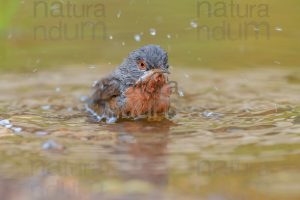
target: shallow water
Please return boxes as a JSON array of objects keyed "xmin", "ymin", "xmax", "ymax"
[{"xmin": 0, "ymin": 66, "xmax": 300, "ymax": 200}]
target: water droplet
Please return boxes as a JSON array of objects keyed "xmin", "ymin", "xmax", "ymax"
[
  {"xmin": 178, "ymin": 90, "xmax": 184, "ymax": 97},
  {"xmin": 42, "ymin": 139, "xmax": 64, "ymax": 151},
  {"xmin": 275, "ymin": 26, "xmax": 283, "ymax": 32},
  {"xmin": 202, "ymin": 111, "xmax": 223, "ymax": 119},
  {"xmin": 80, "ymin": 95, "xmax": 89, "ymax": 102},
  {"xmin": 274, "ymin": 61, "xmax": 281, "ymax": 65},
  {"xmin": 243, "ymin": 104, "xmax": 252, "ymax": 112},
  {"xmin": 184, "ymin": 73, "xmax": 190, "ymax": 78},
  {"xmin": 55, "ymin": 87, "xmax": 61, "ymax": 92},
  {"xmin": 117, "ymin": 10, "xmax": 122, "ymax": 18},
  {"xmin": 122, "ymin": 41, "xmax": 126, "ymax": 46},
  {"xmin": 0, "ymin": 119, "xmax": 10, "ymax": 126},
  {"xmin": 167, "ymin": 34, "xmax": 171, "ymax": 39},
  {"xmin": 67, "ymin": 107, "xmax": 73, "ymax": 112},
  {"xmin": 119, "ymin": 134, "xmax": 135, "ymax": 143},
  {"xmin": 202, "ymin": 111, "xmax": 213, "ymax": 118},
  {"xmin": 254, "ymin": 27, "xmax": 260, "ymax": 32},
  {"xmin": 12, "ymin": 127, "xmax": 22, "ymax": 133},
  {"xmin": 51, "ymin": 5, "xmax": 59, "ymax": 10},
  {"xmin": 41, "ymin": 105, "xmax": 51, "ymax": 110},
  {"xmin": 106, "ymin": 116, "xmax": 117, "ymax": 124},
  {"xmin": 36, "ymin": 131, "xmax": 48, "ymax": 136},
  {"xmin": 134, "ymin": 34, "xmax": 141, "ymax": 42},
  {"xmin": 51, "ymin": 4, "xmax": 60, "ymax": 14},
  {"xmin": 109, "ymin": 35, "xmax": 113, "ymax": 40},
  {"xmin": 149, "ymin": 28, "xmax": 156, "ymax": 36},
  {"xmin": 274, "ymin": 103, "xmax": 278, "ymax": 112},
  {"xmin": 5, "ymin": 124, "xmax": 13, "ymax": 129},
  {"xmin": 190, "ymin": 20, "xmax": 198, "ymax": 28},
  {"xmin": 89, "ymin": 64, "xmax": 96, "ymax": 69}
]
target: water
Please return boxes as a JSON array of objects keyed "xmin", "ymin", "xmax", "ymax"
[
  {"xmin": 134, "ymin": 34, "xmax": 142, "ymax": 42},
  {"xmin": 149, "ymin": 28, "xmax": 157, "ymax": 36},
  {"xmin": 1, "ymin": 1, "xmax": 300, "ymax": 199},
  {"xmin": 0, "ymin": 66, "xmax": 299, "ymax": 200},
  {"xmin": 190, "ymin": 20, "xmax": 198, "ymax": 29}
]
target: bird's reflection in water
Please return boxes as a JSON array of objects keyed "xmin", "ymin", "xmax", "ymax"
[
  {"xmin": 106, "ymin": 119, "xmax": 174, "ymax": 186},
  {"xmin": 0, "ymin": 120, "xmax": 175, "ymax": 200}
]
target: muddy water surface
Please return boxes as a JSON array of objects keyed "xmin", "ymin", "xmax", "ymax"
[{"xmin": 0, "ymin": 66, "xmax": 300, "ymax": 200}]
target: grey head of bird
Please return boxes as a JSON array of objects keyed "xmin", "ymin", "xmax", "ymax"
[{"xmin": 115, "ymin": 45, "xmax": 170, "ymax": 86}]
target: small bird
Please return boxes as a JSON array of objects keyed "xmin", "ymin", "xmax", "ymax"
[{"xmin": 87, "ymin": 45, "xmax": 171, "ymax": 123}]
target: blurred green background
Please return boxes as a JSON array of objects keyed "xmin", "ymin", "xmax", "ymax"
[{"xmin": 0, "ymin": 0, "xmax": 299, "ymax": 71}]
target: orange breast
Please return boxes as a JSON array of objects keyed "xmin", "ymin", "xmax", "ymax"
[{"xmin": 122, "ymin": 71, "xmax": 171, "ymax": 117}]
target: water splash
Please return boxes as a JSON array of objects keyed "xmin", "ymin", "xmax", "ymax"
[
  {"xmin": 149, "ymin": 28, "xmax": 157, "ymax": 36},
  {"xmin": 190, "ymin": 20, "xmax": 198, "ymax": 28},
  {"xmin": 106, "ymin": 116, "xmax": 117, "ymax": 124},
  {"xmin": 42, "ymin": 139, "xmax": 64, "ymax": 151},
  {"xmin": 0, "ymin": 119, "xmax": 22, "ymax": 133},
  {"xmin": 202, "ymin": 111, "xmax": 223, "ymax": 119},
  {"xmin": 85, "ymin": 104, "xmax": 118, "ymax": 124},
  {"xmin": 274, "ymin": 61, "xmax": 281, "ymax": 65},
  {"xmin": 11, "ymin": 127, "xmax": 22, "ymax": 133},
  {"xmin": 178, "ymin": 90, "xmax": 184, "ymax": 97},
  {"xmin": 85, "ymin": 104, "xmax": 103, "ymax": 122},
  {"xmin": 134, "ymin": 34, "xmax": 141, "ymax": 42},
  {"xmin": 35, "ymin": 131, "xmax": 48, "ymax": 136},
  {"xmin": 275, "ymin": 26, "xmax": 283, "ymax": 32},
  {"xmin": 0, "ymin": 119, "xmax": 10, "ymax": 126},
  {"xmin": 5, "ymin": 124, "xmax": 13, "ymax": 129},
  {"xmin": 51, "ymin": 4, "xmax": 60, "ymax": 14},
  {"xmin": 41, "ymin": 105, "xmax": 51, "ymax": 110},
  {"xmin": 80, "ymin": 96, "xmax": 89, "ymax": 102},
  {"xmin": 116, "ymin": 10, "xmax": 122, "ymax": 18}
]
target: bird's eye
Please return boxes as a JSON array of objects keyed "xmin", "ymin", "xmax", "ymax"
[{"xmin": 138, "ymin": 61, "xmax": 147, "ymax": 70}]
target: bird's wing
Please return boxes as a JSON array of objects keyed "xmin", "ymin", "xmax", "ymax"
[{"xmin": 89, "ymin": 76, "xmax": 121, "ymax": 104}]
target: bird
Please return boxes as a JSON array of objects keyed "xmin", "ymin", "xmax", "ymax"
[{"xmin": 87, "ymin": 45, "xmax": 172, "ymax": 123}]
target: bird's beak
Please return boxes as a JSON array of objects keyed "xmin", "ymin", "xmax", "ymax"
[
  {"xmin": 135, "ymin": 68, "xmax": 169, "ymax": 85},
  {"xmin": 161, "ymin": 68, "xmax": 170, "ymax": 74}
]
